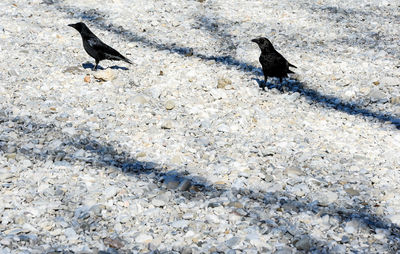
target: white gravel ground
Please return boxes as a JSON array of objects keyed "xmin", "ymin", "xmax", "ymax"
[{"xmin": 1, "ymin": 0, "xmax": 400, "ymax": 253}]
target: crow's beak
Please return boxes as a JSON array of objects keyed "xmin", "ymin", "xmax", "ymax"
[
  {"xmin": 251, "ymin": 38, "xmax": 259, "ymax": 43},
  {"xmin": 68, "ymin": 24, "xmax": 75, "ymax": 28}
]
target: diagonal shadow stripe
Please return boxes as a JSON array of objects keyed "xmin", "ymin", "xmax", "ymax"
[{"xmin": 1, "ymin": 112, "xmax": 400, "ymax": 252}]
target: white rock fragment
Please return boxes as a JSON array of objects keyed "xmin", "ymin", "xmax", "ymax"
[
  {"xmin": 64, "ymin": 228, "xmax": 78, "ymax": 240},
  {"xmin": 135, "ymin": 233, "xmax": 153, "ymax": 243},
  {"xmin": 93, "ymin": 69, "xmax": 116, "ymax": 82}
]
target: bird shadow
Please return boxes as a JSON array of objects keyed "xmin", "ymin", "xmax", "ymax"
[
  {"xmin": 82, "ymin": 62, "xmax": 103, "ymax": 70},
  {"xmin": 82, "ymin": 62, "xmax": 129, "ymax": 71},
  {"xmin": 252, "ymin": 77, "xmax": 296, "ymax": 92},
  {"xmin": 109, "ymin": 65, "xmax": 129, "ymax": 70}
]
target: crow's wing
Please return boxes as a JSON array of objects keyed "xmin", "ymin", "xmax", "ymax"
[
  {"xmin": 260, "ymin": 52, "xmax": 289, "ymax": 73},
  {"xmin": 88, "ymin": 37, "xmax": 131, "ymax": 63}
]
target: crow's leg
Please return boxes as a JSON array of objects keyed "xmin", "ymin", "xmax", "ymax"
[
  {"xmin": 94, "ymin": 59, "xmax": 99, "ymax": 71},
  {"xmin": 261, "ymin": 76, "xmax": 268, "ymax": 90},
  {"xmin": 263, "ymin": 74, "xmax": 268, "ymax": 85}
]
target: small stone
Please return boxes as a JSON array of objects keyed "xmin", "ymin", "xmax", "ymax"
[
  {"xmin": 228, "ymin": 202, "xmax": 244, "ymax": 209},
  {"xmin": 275, "ymin": 247, "xmax": 293, "ymax": 254},
  {"xmin": 62, "ymin": 127, "xmax": 76, "ymax": 136},
  {"xmin": 196, "ymin": 137, "xmax": 210, "ymax": 146},
  {"xmin": 390, "ymin": 96, "xmax": 400, "ymax": 105},
  {"xmin": 372, "ymin": 81, "xmax": 380, "ymax": 85},
  {"xmin": 132, "ymin": 95, "xmax": 148, "ymax": 104},
  {"xmin": 171, "ymin": 220, "xmax": 189, "ymax": 228},
  {"xmin": 369, "ymin": 89, "xmax": 387, "ymax": 102},
  {"xmin": 0, "ymin": 172, "xmax": 12, "ymax": 181},
  {"xmin": 340, "ymin": 235, "xmax": 350, "ymax": 243},
  {"xmin": 165, "ymin": 100, "xmax": 175, "ymax": 110},
  {"xmin": 152, "ymin": 199, "xmax": 166, "ymax": 207},
  {"xmin": 205, "ymin": 214, "xmax": 220, "ymax": 224},
  {"xmin": 161, "ymin": 120, "xmax": 173, "ymax": 129},
  {"xmin": 104, "ymin": 186, "xmax": 118, "ymax": 199},
  {"xmin": 186, "ymin": 70, "xmax": 196, "ymax": 81},
  {"xmin": 22, "ymin": 223, "xmax": 38, "ymax": 233},
  {"xmin": 344, "ymin": 89, "xmax": 355, "ymax": 98},
  {"xmin": 181, "ymin": 247, "xmax": 192, "ymax": 254},
  {"xmin": 171, "ymin": 155, "xmax": 182, "ymax": 164},
  {"xmin": 63, "ymin": 66, "xmax": 83, "ymax": 74},
  {"xmin": 21, "ymin": 159, "xmax": 33, "ymax": 168},
  {"xmin": 164, "ymin": 178, "xmax": 180, "ymax": 189},
  {"xmin": 331, "ymin": 244, "xmax": 346, "ymax": 254},
  {"xmin": 234, "ymin": 208, "xmax": 248, "ymax": 216},
  {"xmin": 217, "ymin": 124, "xmax": 230, "ymax": 133},
  {"xmin": 184, "ymin": 48, "xmax": 194, "ymax": 57},
  {"xmin": 0, "ymin": 238, "xmax": 11, "ymax": 246},
  {"xmin": 210, "ymin": 89, "xmax": 227, "ymax": 99},
  {"xmin": 117, "ymin": 214, "xmax": 131, "ymax": 223},
  {"xmin": 285, "ymin": 167, "xmax": 303, "ymax": 177},
  {"xmin": 344, "ymin": 221, "xmax": 357, "ymax": 234},
  {"xmin": 48, "ymin": 139, "xmax": 63, "ymax": 150},
  {"xmin": 19, "ymin": 234, "xmax": 37, "ymax": 242},
  {"xmin": 208, "ymin": 202, "xmax": 221, "ymax": 208},
  {"xmin": 182, "ymin": 213, "xmax": 194, "ymax": 219},
  {"xmin": 5, "ymin": 153, "xmax": 16, "ymax": 159},
  {"xmin": 217, "ymin": 77, "xmax": 232, "ymax": 89},
  {"xmin": 386, "ymin": 214, "xmax": 400, "ymax": 226},
  {"xmin": 381, "ymin": 76, "xmax": 398, "ymax": 86},
  {"xmin": 225, "ymin": 236, "xmax": 240, "ymax": 248},
  {"xmin": 104, "ymin": 237, "xmax": 124, "ymax": 249},
  {"xmin": 93, "ymin": 69, "xmax": 116, "ymax": 81},
  {"xmin": 64, "ymin": 228, "xmax": 78, "ymax": 240},
  {"xmin": 135, "ymin": 233, "xmax": 152, "ymax": 243},
  {"xmin": 374, "ymin": 229, "xmax": 388, "ymax": 240},
  {"xmin": 84, "ymin": 75, "xmax": 91, "ymax": 83},
  {"xmin": 287, "ymin": 92, "xmax": 301, "ymax": 102},
  {"xmin": 136, "ymin": 152, "xmax": 146, "ymax": 157},
  {"xmin": 318, "ymin": 191, "xmax": 338, "ymax": 206},
  {"xmin": 178, "ymin": 179, "xmax": 191, "ymax": 191},
  {"xmin": 345, "ymin": 187, "xmax": 360, "ymax": 196},
  {"xmin": 291, "ymin": 183, "xmax": 309, "ymax": 197},
  {"xmin": 295, "ymin": 236, "xmax": 312, "ymax": 251},
  {"xmin": 263, "ymin": 175, "xmax": 274, "ymax": 182}
]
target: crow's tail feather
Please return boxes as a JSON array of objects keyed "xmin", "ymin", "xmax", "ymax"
[
  {"xmin": 288, "ymin": 62, "xmax": 297, "ymax": 68},
  {"xmin": 123, "ymin": 57, "xmax": 132, "ymax": 65}
]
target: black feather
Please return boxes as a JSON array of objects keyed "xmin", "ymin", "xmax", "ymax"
[
  {"xmin": 252, "ymin": 37, "xmax": 296, "ymax": 83},
  {"xmin": 68, "ymin": 22, "xmax": 132, "ymax": 70}
]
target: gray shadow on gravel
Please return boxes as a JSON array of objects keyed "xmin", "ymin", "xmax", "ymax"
[
  {"xmin": 301, "ymin": 4, "xmax": 400, "ymax": 57},
  {"xmin": 254, "ymin": 77, "xmax": 400, "ymax": 129},
  {"xmin": 0, "ymin": 114, "xmax": 197, "ymax": 186},
  {"xmin": 193, "ymin": 15, "xmax": 238, "ymax": 55},
  {"xmin": 46, "ymin": 2, "xmax": 400, "ymax": 130},
  {"xmin": 82, "ymin": 62, "xmax": 129, "ymax": 71},
  {"xmin": 2, "ymin": 112, "xmax": 399, "ymax": 253}
]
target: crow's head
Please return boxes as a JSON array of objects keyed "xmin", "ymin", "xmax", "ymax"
[
  {"xmin": 68, "ymin": 22, "xmax": 88, "ymax": 33},
  {"xmin": 251, "ymin": 37, "xmax": 275, "ymax": 52}
]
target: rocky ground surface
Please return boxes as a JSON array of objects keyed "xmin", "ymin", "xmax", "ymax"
[{"xmin": 0, "ymin": 0, "xmax": 400, "ymax": 253}]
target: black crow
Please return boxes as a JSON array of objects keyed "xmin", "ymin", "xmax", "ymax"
[
  {"xmin": 68, "ymin": 22, "xmax": 132, "ymax": 70},
  {"xmin": 252, "ymin": 37, "xmax": 296, "ymax": 83}
]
